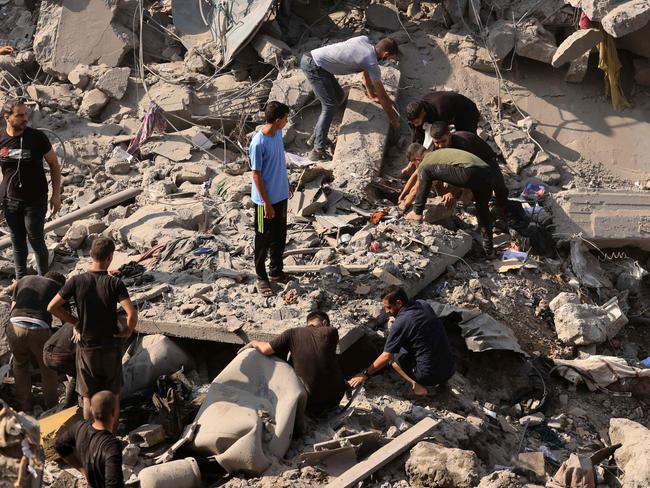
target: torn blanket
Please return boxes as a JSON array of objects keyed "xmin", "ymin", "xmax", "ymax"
[{"xmin": 188, "ymin": 349, "xmax": 307, "ymax": 474}]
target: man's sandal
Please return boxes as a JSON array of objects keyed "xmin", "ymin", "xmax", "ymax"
[{"xmin": 256, "ymin": 279, "xmax": 274, "ymax": 297}]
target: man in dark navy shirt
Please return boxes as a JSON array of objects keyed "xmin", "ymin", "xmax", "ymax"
[{"xmin": 349, "ymin": 286, "xmax": 455, "ymax": 396}]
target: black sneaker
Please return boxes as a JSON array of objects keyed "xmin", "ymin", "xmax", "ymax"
[{"xmin": 308, "ymin": 149, "xmax": 331, "ymax": 161}]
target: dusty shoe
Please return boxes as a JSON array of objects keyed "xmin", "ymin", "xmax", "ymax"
[
  {"xmin": 306, "ymin": 134, "xmax": 333, "ymax": 148},
  {"xmin": 308, "ymin": 149, "xmax": 331, "ymax": 161}
]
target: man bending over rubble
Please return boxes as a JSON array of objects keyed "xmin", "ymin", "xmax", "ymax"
[
  {"xmin": 406, "ymin": 91, "xmax": 480, "ymax": 155},
  {"xmin": 404, "ymin": 144, "xmax": 496, "ymax": 258},
  {"xmin": 301, "ymin": 36, "xmax": 400, "ymax": 161},
  {"xmin": 400, "ymin": 122, "xmax": 508, "ymax": 223},
  {"xmin": 55, "ymin": 390, "xmax": 123, "ymax": 488},
  {"xmin": 349, "ymin": 286, "xmax": 455, "ymax": 396},
  {"xmin": 240, "ymin": 311, "xmax": 347, "ymax": 413},
  {"xmin": 250, "ymin": 101, "xmax": 292, "ymax": 297},
  {"xmin": 48, "ymin": 237, "xmax": 137, "ymax": 427},
  {"xmin": 1, "ymin": 99, "xmax": 62, "ymax": 280}
]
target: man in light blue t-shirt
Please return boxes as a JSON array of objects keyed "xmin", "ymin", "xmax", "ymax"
[
  {"xmin": 300, "ymin": 36, "xmax": 400, "ymax": 161},
  {"xmin": 249, "ymin": 101, "xmax": 292, "ymax": 296}
]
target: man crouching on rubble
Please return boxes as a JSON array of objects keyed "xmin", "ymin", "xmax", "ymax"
[
  {"xmin": 55, "ymin": 390, "xmax": 123, "ymax": 487},
  {"xmin": 349, "ymin": 286, "xmax": 455, "ymax": 396},
  {"xmin": 404, "ymin": 144, "xmax": 496, "ymax": 258},
  {"xmin": 48, "ymin": 237, "xmax": 138, "ymax": 428},
  {"xmin": 240, "ymin": 311, "xmax": 347, "ymax": 413},
  {"xmin": 250, "ymin": 101, "xmax": 293, "ymax": 297}
]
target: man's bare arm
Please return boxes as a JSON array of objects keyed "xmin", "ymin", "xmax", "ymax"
[
  {"xmin": 372, "ymin": 80, "xmax": 399, "ymax": 128},
  {"xmin": 361, "ymin": 70, "xmax": 376, "ymax": 100},
  {"xmin": 115, "ymin": 297, "xmax": 138, "ymax": 338},
  {"xmin": 239, "ymin": 340, "xmax": 274, "ymax": 355},
  {"xmin": 44, "ymin": 149, "xmax": 62, "ymax": 215},
  {"xmin": 48, "ymin": 294, "xmax": 78, "ymax": 326}
]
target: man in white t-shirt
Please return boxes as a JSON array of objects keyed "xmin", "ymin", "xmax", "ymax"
[{"xmin": 300, "ymin": 36, "xmax": 400, "ymax": 161}]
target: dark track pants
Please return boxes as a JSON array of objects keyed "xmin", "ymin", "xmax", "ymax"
[{"xmin": 254, "ymin": 199, "xmax": 288, "ymax": 281}]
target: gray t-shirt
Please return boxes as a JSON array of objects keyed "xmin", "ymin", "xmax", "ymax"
[{"xmin": 311, "ymin": 36, "xmax": 381, "ymax": 81}]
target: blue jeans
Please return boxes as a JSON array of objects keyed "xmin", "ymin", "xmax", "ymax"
[
  {"xmin": 300, "ymin": 54, "xmax": 346, "ymax": 152},
  {"xmin": 3, "ymin": 197, "xmax": 49, "ymax": 279}
]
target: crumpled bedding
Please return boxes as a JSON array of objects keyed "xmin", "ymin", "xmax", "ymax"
[{"xmin": 188, "ymin": 349, "xmax": 307, "ymax": 474}]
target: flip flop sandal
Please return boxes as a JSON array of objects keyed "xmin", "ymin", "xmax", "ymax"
[{"xmin": 256, "ymin": 280, "xmax": 274, "ymax": 297}]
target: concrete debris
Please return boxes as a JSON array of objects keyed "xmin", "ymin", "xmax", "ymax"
[
  {"xmin": 549, "ymin": 189, "xmax": 650, "ymax": 251},
  {"xmin": 95, "ymin": 67, "xmax": 130, "ymax": 100},
  {"xmin": 487, "ymin": 20, "xmax": 516, "ymax": 62},
  {"xmin": 33, "ymin": 0, "xmax": 133, "ymax": 78},
  {"xmin": 139, "ymin": 457, "xmax": 202, "ymax": 488},
  {"xmin": 601, "ymin": 0, "xmax": 650, "ymax": 38},
  {"xmin": 129, "ymin": 423, "xmax": 166, "ymax": 448},
  {"xmin": 0, "ymin": 399, "xmax": 44, "ymax": 486},
  {"xmin": 565, "ymin": 0, "xmax": 622, "ymax": 22},
  {"xmin": 551, "ymin": 28, "xmax": 603, "ymax": 67},
  {"xmin": 565, "ymin": 50, "xmax": 591, "ymax": 83},
  {"xmin": 609, "ymin": 418, "xmax": 650, "ymax": 488},
  {"xmin": 26, "ymin": 84, "xmax": 79, "ymax": 111},
  {"xmin": 494, "ymin": 130, "xmax": 536, "ymax": 174},
  {"xmin": 79, "ymin": 88, "xmax": 110, "ymax": 119},
  {"xmin": 477, "ymin": 470, "xmax": 524, "ymax": 487},
  {"xmin": 365, "ymin": 3, "xmax": 402, "ymax": 31},
  {"xmin": 515, "ymin": 19, "xmax": 557, "ymax": 64},
  {"xmin": 406, "ymin": 441, "xmax": 485, "ymax": 488},
  {"xmin": 268, "ymin": 70, "xmax": 313, "ymax": 110},
  {"xmin": 252, "ymin": 35, "xmax": 291, "ymax": 64}
]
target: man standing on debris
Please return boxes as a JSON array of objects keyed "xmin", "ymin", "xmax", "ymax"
[
  {"xmin": 250, "ymin": 101, "xmax": 292, "ymax": 297},
  {"xmin": 240, "ymin": 311, "xmax": 347, "ymax": 412},
  {"xmin": 55, "ymin": 390, "xmax": 123, "ymax": 487},
  {"xmin": 48, "ymin": 237, "xmax": 138, "ymax": 427},
  {"xmin": 399, "ymin": 122, "xmax": 508, "ymax": 221},
  {"xmin": 404, "ymin": 144, "xmax": 496, "ymax": 258},
  {"xmin": 349, "ymin": 286, "xmax": 455, "ymax": 396},
  {"xmin": 406, "ymin": 91, "xmax": 480, "ymax": 149},
  {"xmin": 301, "ymin": 36, "xmax": 400, "ymax": 161},
  {"xmin": 6, "ymin": 271, "xmax": 66, "ymax": 412},
  {"xmin": 0, "ymin": 99, "xmax": 62, "ymax": 280}
]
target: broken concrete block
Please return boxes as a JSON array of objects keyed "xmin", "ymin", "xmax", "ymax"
[
  {"xmin": 140, "ymin": 82, "xmax": 193, "ymax": 119},
  {"xmin": 288, "ymin": 179, "xmax": 327, "ymax": 217},
  {"xmin": 63, "ymin": 222, "xmax": 88, "ymax": 250},
  {"xmin": 406, "ymin": 441, "xmax": 485, "ymax": 488},
  {"xmin": 33, "ymin": 0, "xmax": 134, "ymax": 78},
  {"xmin": 68, "ymin": 64, "xmax": 91, "ymax": 89},
  {"xmin": 423, "ymin": 196, "xmax": 455, "ymax": 224},
  {"xmin": 633, "ymin": 58, "xmax": 650, "ymax": 86},
  {"xmin": 515, "ymin": 19, "xmax": 557, "ymax": 64},
  {"xmin": 96, "ymin": 67, "xmax": 130, "ymax": 99},
  {"xmin": 477, "ymin": 470, "xmax": 524, "ymax": 488},
  {"xmin": 609, "ymin": 418, "xmax": 650, "ymax": 488},
  {"xmin": 138, "ymin": 457, "xmax": 202, "ymax": 488},
  {"xmin": 26, "ymin": 84, "xmax": 78, "ymax": 110},
  {"xmin": 129, "ymin": 424, "xmax": 166, "ymax": 448},
  {"xmin": 365, "ymin": 3, "xmax": 401, "ymax": 31},
  {"xmin": 184, "ymin": 47, "xmax": 209, "ymax": 74},
  {"xmin": 122, "ymin": 335, "xmax": 195, "ymax": 399},
  {"xmin": 79, "ymin": 88, "xmax": 109, "ymax": 119},
  {"xmin": 515, "ymin": 451, "xmax": 546, "ymax": 480},
  {"xmin": 188, "ymin": 349, "xmax": 307, "ymax": 474},
  {"xmin": 552, "ymin": 28, "xmax": 603, "ymax": 67},
  {"xmin": 602, "ymin": 0, "xmax": 650, "ymax": 38},
  {"xmin": 616, "ymin": 21, "xmax": 650, "ymax": 57},
  {"xmin": 174, "ymin": 163, "xmax": 213, "ymax": 185},
  {"xmin": 106, "ymin": 157, "xmax": 132, "ymax": 175},
  {"xmin": 565, "ymin": 50, "xmax": 591, "ymax": 83},
  {"xmin": 146, "ymin": 140, "xmax": 193, "ymax": 162},
  {"xmin": 268, "ymin": 70, "xmax": 312, "ymax": 110},
  {"xmin": 566, "ymin": 0, "xmax": 622, "ymax": 22},
  {"xmin": 494, "ymin": 131, "xmax": 536, "ymax": 174},
  {"xmin": 548, "ymin": 189, "xmax": 650, "ymax": 251},
  {"xmin": 252, "ymin": 34, "xmax": 290, "ymax": 64},
  {"xmin": 487, "ymin": 20, "xmax": 516, "ymax": 61}
]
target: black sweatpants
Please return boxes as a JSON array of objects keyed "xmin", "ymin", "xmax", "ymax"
[
  {"xmin": 254, "ymin": 199, "xmax": 287, "ymax": 281},
  {"xmin": 414, "ymin": 164, "xmax": 494, "ymax": 245}
]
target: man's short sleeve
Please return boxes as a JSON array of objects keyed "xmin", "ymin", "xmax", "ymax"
[
  {"xmin": 383, "ymin": 320, "xmax": 407, "ymax": 354},
  {"xmin": 114, "ymin": 279, "xmax": 129, "ymax": 302},
  {"xmin": 104, "ymin": 440, "xmax": 125, "ymax": 488},
  {"xmin": 58, "ymin": 277, "xmax": 76, "ymax": 302},
  {"xmin": 54, "ymin": 424, "xmax": 76, "ymax": 458},
  {"xmin": 37, "ymin": 130, "xmax": 53, "ymax": 158},
  {"xmin": 249, "ymin": 139, "xmax": 264, "ymax": 172},
  {"xmin": 270, "ymin": 329, "xmax": 293, "ymax": 359},
  {"xmin": 365, "ymin": 62, "xmax": 381, "ymax": 81}
]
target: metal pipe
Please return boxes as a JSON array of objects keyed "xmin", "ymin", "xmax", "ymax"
[{"xmin": 0, "ymin": 187, "xmax": 142, "ymax": 250}]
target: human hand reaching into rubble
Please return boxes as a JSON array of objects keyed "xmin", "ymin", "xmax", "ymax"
[
  {"xmin": 0, "ymin": 46, "xmax": 14, "ymax": 55},
  {"xmin": 348, "ymin": 372, "xmax": 367, "ymax": 389},
  {"xmin": 441, "ymin": 192, "xmax": 456, "ymax": 209}
]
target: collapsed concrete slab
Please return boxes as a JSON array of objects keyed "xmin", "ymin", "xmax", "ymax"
[
  {"xmin": 601, "ymin": 0, "xmax": 650, "ymax": 38},
  {"xmin": 515, "ymin": 19, "xmax": 557, "ymax": 64},
  {"xmin": 552, "ymin": 28, "xmax": 603, "ymax": 67},
  {"xmin": 548, "ymin": 189, "xmax": 650, "ymax": 251},
  {"xmin": 329, "ymin": 65, "xmax": 400, "ymax": 197},
  {"xmin": 188, "ymin": 349, "xmax": 307, "ymax": 474},
  {"xmin": 406, "ymin": 441, "xmax": 485, "ymax": 488},
  {"xmin": 33, "ymin": 0, "xmax": 134, "ymax": 78},
  {"xmin": 609, "ymin": 418, "xmax": 650, "ymax": 488}
]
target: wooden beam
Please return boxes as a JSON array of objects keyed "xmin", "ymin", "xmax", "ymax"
[{"xmin": 327, "ymin": 417, "xmax": 439, "ymax": 488}]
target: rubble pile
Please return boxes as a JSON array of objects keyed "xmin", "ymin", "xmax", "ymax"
[{"xmin": 0, "ymin": 0, "xmax": 649, "ymax": 487}]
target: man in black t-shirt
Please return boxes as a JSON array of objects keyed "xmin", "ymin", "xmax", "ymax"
[
  {"xmin": 241, "ymin": 311, "xmax": 347, "ymax": 413},
  {"xmin": 48, "ymin": 237, "xmax": 138, "ymax": 427},
  {"xmin": 0, "ymin": 99, "xmax": 62, "ymax": 279},
  {"xmin": 349, "ymin": 286, "xmax": 455, "ymax": 396},
  {"xmin": 55, "ymin": 390, "xmax": 124, "ymax": 488},
  {"xmin": 6, "ymin": 271, "xmax": 66, "ymax": 411}
]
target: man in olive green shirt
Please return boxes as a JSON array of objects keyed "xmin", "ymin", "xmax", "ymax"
[{"xmin": 405, "ymin": 145, "xmax": 496, "ymax": 258}]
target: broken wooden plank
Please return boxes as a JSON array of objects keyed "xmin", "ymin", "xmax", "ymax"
[
  {"xmin": 285, "ymin": 264, "xmax": 369, "ymax": 274},
  {"xmin": 328, "ymin": 417, "xmax": 439, "ymax": 488},
  {"xmin": 118, "ymin": 284, "xmax": 170, "ymax": 311}
]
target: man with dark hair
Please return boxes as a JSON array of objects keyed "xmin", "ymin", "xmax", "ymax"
[
  {"xmin": 48, "ymin": 237, "xmax": 138, "ymax": 426},
  {"xmin": 349, "ymin": 286, "xmax": 455, "ymax": 396},
  {"xmin": 6, "ymin": 270, "xmax": 66, "ymax": 411},
  {"xmin": 1, "ymin": 99, "xmax": 62, "ymax": 279},
  {"xmin": 250, "ymin": 101, "xmax": 292, "ymax": 297},
  {"xmin": 406, "ymin": 91, "xmax": 480, "ymax": 147},
  {"xmin": 55, "ymin": 390, "xmax": 123, "ymax": 488},
  {"xmin": 404, "ymin": 145, "xmax": 496, "ymax": 257},
  {"xmin": 399, "ymin": 122, "xmax": 508, "ymax": 219},
  {"xmin": 240, "ymin": 311, "xmax": 347, "ymax": 412},
  {"xmin": 301, "ymin": 36, "xmax": 399, "ymax": 161}
]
